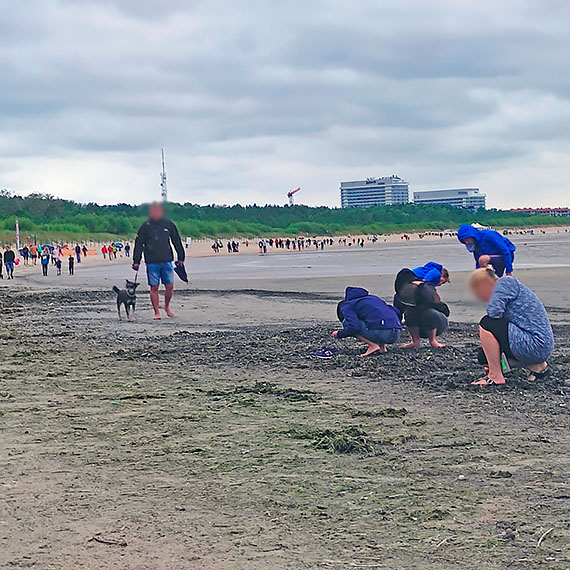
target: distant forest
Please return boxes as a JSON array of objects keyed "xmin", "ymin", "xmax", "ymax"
[{"xmin": 0, "ymin": 191, "xmax": 567, "ymax": 242}]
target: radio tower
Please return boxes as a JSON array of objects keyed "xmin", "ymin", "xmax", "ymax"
[{"xmin": 160, "ymin": 149, "xmax": 168, "ymax": 201}]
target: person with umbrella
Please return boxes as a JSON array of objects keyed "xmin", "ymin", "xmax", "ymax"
[{"xmin": 132, "ymin": 202, "xmax": 186, "ymax": 320}]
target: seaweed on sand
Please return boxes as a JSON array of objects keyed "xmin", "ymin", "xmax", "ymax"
[{"xmin": 286, "ymin": 425, "xmax": 376, "ymax": 454}]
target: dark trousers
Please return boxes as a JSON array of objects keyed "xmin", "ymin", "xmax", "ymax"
[{"xmin": 405, "ymin": 307, "xmax": 448, "ymax": 338}]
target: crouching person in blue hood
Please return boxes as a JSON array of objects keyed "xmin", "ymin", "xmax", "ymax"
[
  {"xmin": 412, "ymin": 262, "xmax": 450, "ymax": 286},
  {"xmin": 457, "ymin": 224, "xmax": 516, "ymax": 276},
  {"xmin": 333, "ymin": 287, "xmax": 402, "ymax": 357}
]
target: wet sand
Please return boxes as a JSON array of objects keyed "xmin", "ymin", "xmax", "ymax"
[{"xmin": 1, "ymin": 235, "xmax": 569, "ymax": 569}]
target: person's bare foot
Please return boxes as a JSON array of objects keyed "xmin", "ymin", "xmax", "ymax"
[
  {"xmin": 165, "ymin": 306, "xmax": 175, "ymax": 318},
  {"xmin": 527, "ymin": 363, "xmax": 548, "ymax": 381},
  {"xmin": 429, "ymin": 340, "xmax": 446, "ymax": 348},
  {"xmin": 360, "ymin": 344, "xmax": 383, "ymax": 357},
  {"xmin": 153, "ymin": 312, "xmax": 162, "ymax": 320},
  {"xmin": 401, "ymin": 341, "xmax": 420, "ymax": 349},
  {"xmin": 472, "ymin": 374, "xmax": 505, "ymax": 386}
]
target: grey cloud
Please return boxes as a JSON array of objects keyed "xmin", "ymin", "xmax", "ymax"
[{"xmin": 1, "ymin": 0, "xmax": 570, "ymax": 206}]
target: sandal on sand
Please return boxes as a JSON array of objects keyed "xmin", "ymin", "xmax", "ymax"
[
  {"xmin": 472, "ymin": 376, "xmax": 505, "ymax": 386},
  {"xmin": 527, "ymin": 366, "xmax": 549, "ymax": 382}
]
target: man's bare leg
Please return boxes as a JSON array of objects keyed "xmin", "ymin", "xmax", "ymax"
[
  {"xmin": 355, "ymin": 335, "xmax": 386, "ymax": 357},
  {"xmin": 150, "ymin": 286, "xmax": 161, "ymax": 320},
  {"xmin": 428, "ymin": 329, "xmax": 445, "ymax": 348},
  {"xmin": 164, "ymin": 283, "xmax": 175, "ymax": 318},
  {"xmin": 473, "ymin": 326, "xmax": 505, "ymax": 385},
  {"xmin": 401, "ymin": 327, "xmax": 421, "ymax": 349}
]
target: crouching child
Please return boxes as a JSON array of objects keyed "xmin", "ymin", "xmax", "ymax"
[{"xmin": 333, "ymin": 287, "xmax": 402, "ymax": 357}]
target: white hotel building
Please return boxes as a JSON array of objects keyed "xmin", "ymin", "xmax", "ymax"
[
  {"xmin": 413, "ymin": 188, "xmax": 486, "ymax": 210},
  {"xmin": 340, "ymin": 176, "xmax": 410, "ymax": 208}
]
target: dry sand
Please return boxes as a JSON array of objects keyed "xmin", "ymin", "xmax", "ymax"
[{"xmin": 1, "ymin": 235, "xmax": 569, "ymax": 569}]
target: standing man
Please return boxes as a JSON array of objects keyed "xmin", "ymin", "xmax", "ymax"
[
  {"xmin": 132, "ymin": 202, "xmax": 185, "ymax": 320},
  {"xmin": 4, "ymin": 246, "xmax": 16, "ymax": 279}
]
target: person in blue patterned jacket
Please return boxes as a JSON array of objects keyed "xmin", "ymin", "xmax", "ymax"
[{"xmin": 468, "ymin": 268, "xmax": 553, "ymax": 386}]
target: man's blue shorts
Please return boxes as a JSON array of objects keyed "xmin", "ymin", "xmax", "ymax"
[{"xmin": 146, "ymin": 262, "xmax": 175, "ymax": 287}]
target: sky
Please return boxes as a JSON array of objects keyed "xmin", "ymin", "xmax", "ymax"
[{"xmin": 1, "ymin": 0, "xmax": 570, "ymax": 209}]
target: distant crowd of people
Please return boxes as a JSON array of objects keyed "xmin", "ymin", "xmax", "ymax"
[{"xmin": 0, "ymin": 241, "xmax": 132, "ymax": 279}]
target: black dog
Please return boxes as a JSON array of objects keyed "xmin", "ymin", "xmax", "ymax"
[{"xmin": 112, "ymin": 280, "xmax": 139, "ymax": 321}]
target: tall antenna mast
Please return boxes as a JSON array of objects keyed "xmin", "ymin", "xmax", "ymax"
[{"xmin": 160, "ymin": 148, "xmax": 167, "ymax": 201}]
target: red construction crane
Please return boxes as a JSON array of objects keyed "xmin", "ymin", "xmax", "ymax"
[{"xmin": 287, "ymin": 187, "xmax": 301, "ymax": 206}]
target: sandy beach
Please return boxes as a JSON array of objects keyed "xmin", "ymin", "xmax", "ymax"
[{"xmin": 1, "ymin": 234, "xmax": 569, "ymax": 569}]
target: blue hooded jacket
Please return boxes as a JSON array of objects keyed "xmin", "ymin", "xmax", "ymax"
[
  {"xmin": 457, "ymin": 224, "xmax": 516, "ymax": 273},
  {"xmin": 412, "ymin": 262, "xmax": 443, "ymax": 286},
  {"xmin": 337, "ymin": 287, "xmax": 402, "ymax": 339}
]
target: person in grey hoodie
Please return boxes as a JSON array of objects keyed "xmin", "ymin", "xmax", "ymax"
[{"xmin": 469, "ymin": 268, "xmax": 553, "ymax": 385}]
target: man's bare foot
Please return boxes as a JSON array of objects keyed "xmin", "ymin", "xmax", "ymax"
[
  {"xmin": 165, "ymin": 307, "xmax": 175, "ymax": 318},
  {"xmin": 401, "ymin": 341, "xmax": 420, "ymax": 349},
  {"xmin": 153, "ymin": 313, "xmax": 162, "ymax": 320},
  {"xmin": 429, "ymin": 340, "xmax": 446, "ymax": 348},
  {"xmin": 360, "ymin": 344, "xmax": 383, "ymax": 357}
]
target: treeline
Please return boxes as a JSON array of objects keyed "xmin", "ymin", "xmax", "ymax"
[{"xmin": 0, "ymin": 190, "xmax": 567, "ymax": 242}]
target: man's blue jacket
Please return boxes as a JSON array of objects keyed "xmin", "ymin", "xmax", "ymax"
[{"xmin": 457, "ymin": 224, "xmax": 516, "ymax": 273}]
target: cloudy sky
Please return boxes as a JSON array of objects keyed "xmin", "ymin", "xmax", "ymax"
[{"xmin": 1, "ymin": 0, "xmax": 570, "ymax": 208}]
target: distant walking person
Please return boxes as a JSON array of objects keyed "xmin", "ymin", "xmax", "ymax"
[
  {"xmin": 124, "ymin": 243, "xmax": 131, "ymax": 257},
  {"xmin": 22, "ymin": 246, "xmax": 29, "ymax": 265},
  {"xmin": 29, "ymin": 243, "xmax": 38, "ymax": 265},
  {"xmin": 75, "ymin": 244, "xmax": 81, "ymax": 263},
  {"xmin": 457, "ymin": 224, "xmax": 516, "ymax": 277},
  {"xmin": 55, "ymin": 258, "xmax": 62, "ymax": 276},
  {"xmin": 4, "ymin": 246, "xmax": 16, "ymax": 279},
  {"xmin": 82, "ymin": 245, "xmax": 88, "ymax": 258},
  {"xmin": 68, "ymin": 255, "xmax": 75, "ymax": 275},
  {"xmin": 41, "ymin": 250, "xmax": 50, "ymax": 276},
  {"xmin": 101, "ymin": 245, "xmax": 107, "ymax": 259},
  {"xmin": 132, "ymin": 202, "xmax": 185, "ymax": 320}
]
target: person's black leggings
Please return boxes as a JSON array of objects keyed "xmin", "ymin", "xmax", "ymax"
[
  {"xmin": 42, "ymin": 264, "xmax": 48, "ymax": 276},
  {"xmin": 478, "ymin": 315, "xmax": 514, "ymax": 364},
  {"xmin": 405, "ymin": 307, "xmax": 448, "ymax": 338}
]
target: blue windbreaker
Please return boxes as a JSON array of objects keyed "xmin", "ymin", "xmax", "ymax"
[
  {"xmin": 412, "ymin": 262, "xmax": 443, "ymax": 286},
  {"xmin": 457, "ymin": 224, "xmax": 516, "ymax": 273},
  {"xmin": 337, "ymin": 287, "xmax": 402, "ymax": 339}
]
